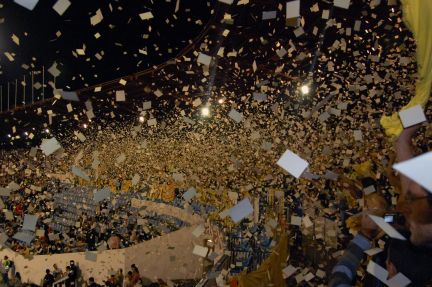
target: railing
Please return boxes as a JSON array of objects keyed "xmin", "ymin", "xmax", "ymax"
[
  {"xmin": 53, "ymin": 275, "xmax": 68, "ymax": 287},
  {"xmin": 0, "ymin": 66, "xmax": 56, "ymax": 113}
]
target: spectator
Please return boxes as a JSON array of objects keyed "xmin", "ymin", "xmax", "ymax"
[
  {"xmin": 395, "ymin": 125, "xmax": 432, "ymax": 246},
  {"xmin": 2, "ymin": 255, "xmax": 12, "ymax": 285},
  {"xmin": 10, "ymin": 272, "xmax": 22, "ymax": 287},
  {"xmin": 386, "ymin": 237, "xmax": 432, "ymax": 285},
  {"xmin": 124, "ymin": 271, "xmax": 133, "ymax": 287},
  {"xmin": 115, "ymin": 269, "xmax": 124, "ymax": 287},
  {"xmin": 51, "ymin": 264, "xmax": 62, "ymax": 280},
  {"xmin": 130, "ymin": 264, "xmax": 140, "ymax": 286},
  {"xmin": 88, "ymin": 277, "xmax": 101, "ymax": 287},
  {"xmin": 65, "ymin": 266, "xmax": 75, "ymax": 287},
  {"xmin": 104, "ymin": 274, "xmax": 117, "ymax": 287},
  {"xmin": 329, "ymin": 194, "xmax": 386, "ymax": 287},
  {"xmin": 330, "ymin": 229, "xmax": 432, "ymax": 286},
  {"xmin": 43, "ymin": 269, "xmax": 55, "ymax": 287},
  {"xmin": 69, "ymin": 260, "xmax": 78, "ymax": 284}
]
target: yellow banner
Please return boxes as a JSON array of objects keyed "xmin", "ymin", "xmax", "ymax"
[{"xmin": 381, "ymin": 0, "xmax": 432, "ymax": 137}]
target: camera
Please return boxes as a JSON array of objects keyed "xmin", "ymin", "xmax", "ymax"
[{"xmin": 384, "ymin": 213, "xmax": 405, "ymax": 225}]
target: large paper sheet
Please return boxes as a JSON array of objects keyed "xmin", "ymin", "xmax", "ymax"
[
  {"xmin": 14, "ymin": 0, "xmax": 39, "ymax": 10},
  {"xmin": 399, "ymin": 105, "xmax": 427, "ymax": 128},
  {"xmin": 40, "ymin": 138, "xmax": 62, "ymax": 156},
  {"xmin": 277, "ymin": 150, "xmax": 309, "ymax": 178},
  {"xmin": 393, "ymin": 151, "xmax": 432, "ymax": 193},
  {"xmin": 368, "ymin": 215, "xmax": 406, "ymax": 240},
  {"xmin": 286, "ymin": 0, "xmax": 300, "ymax": 19},
  {"xmin": 23, "ymin": 214, "xmax": 38, "ymax": 231},
  {"xmin": 229, "ymin": 198, "xmax": 253, "ymax": 223}
]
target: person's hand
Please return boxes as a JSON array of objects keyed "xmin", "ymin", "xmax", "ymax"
[
  {"xmin": 360, "ymin": 194, "xmax": 388, "ymax": 240},
  {"xmin": 397, "ymin": 123, "xmax": 423, "ymax": 143},
  {"xmin": 359, "ymin": 211, "xmax": 380, "ymax": 240}
]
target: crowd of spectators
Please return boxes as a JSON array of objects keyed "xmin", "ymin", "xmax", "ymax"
[{"xmin": 0, "ymin": 181, "xmax": 187, "ymax": 256}]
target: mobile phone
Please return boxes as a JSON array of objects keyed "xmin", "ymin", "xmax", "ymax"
[{"xmin": 384, "ymin": 213, "xmax": 405, "ymax": 225}]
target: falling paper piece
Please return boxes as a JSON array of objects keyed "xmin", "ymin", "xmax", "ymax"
[
  {"xmin": 4, "ymin": 52, "xmax": 15, "ymax": 62},
  {"xmin": 0, "ymin": 233, "xmax": 9, "ymax": 246},
  {"xmin": 354, "ymin": 20, "xmax": 361, "ymax": 31},
  {"xmin": 253, "ymin": 92, "xmax": 267, "ymax": 102},
  {"xmin": 131, "ymin": 174, "xmax": 140, "ymax": 185},
  {"xmin": 229, "ymin": 198, "xmax": 253, "ymax": 223},
  {"xmin": 192, "ymin": 245, "xmax": 208, "ymax": 257},
  {"xmin": 140, "ymin": 12, "xmax": 154, "ymax": 20},
  {"xmin": 14, "ymin": 0, "xmax": 39, "ymax": 10},
  {"xmin": 22, "ymin": 214, "xmax": 38, "ymax": 231},
  {"xmin": 334, "ymin": 0, "xmax": 350, "ymax": 9},
  {"xmin": 74, "ymin": 131, "xmax": 86, "ymax": 142},
  {"xmin": 367, "ymin": 261, "xmax": 388, "ymax": 283},
  {"xmin": 262, "ymin": 11, "xmax": 277, "ymax": 20},
  {"xmin": 93, "ymin": 188, "xmax": 111, "ymax": 203},
  {"xmin": 368, "ymin": 215, "xmax": 406, "ymax": 240},
  {"xmin": 192, "ymin": 225, "xmax": 205, "ymax": 237},
  {"xmin": 85, "ymin": 251, "xmax": 97, "ymax": 262},
  {"xmin": 147, "ymin": 118, "xmax": 157, "ymax": 126},
  {"xmin": 218, "ymin": 0, "xmax": 234, "ymax": 4},
  {"xmin": 0, "ymin": 188, "xmax": 11, "ymax": 197},
  {"xmin": 12, "ymin": 232, "xmax": 34, "ymax": 245},
  {"xmin": 154, "ymin": 89, "xmax": 163, "ymax": 97},
  {"xmin": 387, "ymin": 273, "xmax": 411, "ymax": 287},
  {"xmin": 324, "ymin": 170, "xmax": 339, "ymax": 181},
  {"xmin": 116, "ymin": 90, "xmax": 126, "ymax": 102},
  {"xmin": 353, "ymin": 130, "xmax": 363, "ymax": 141},
  {"xmin": 7, "ymin": 182, "xmax": 20, "ymax": 192},
  {"xmin": 183, "ymin": 187, "xmax": 197, "ymax": 202},
  {"xmin": 172, "ymin": 173, "xmax": 185, "ymax": 182},
  {"xmin": 71, "ymin": 166, "xmax": 90, "ymax": 181},
  {"xmin": 90, "ymin": 9, "xmax": 103, "ymax": 26},
  {"xmin": 302, "ymin": 216, "xmax": 313, "ymax": 228},
  {"xmin": 40, "ymin": 138, "xmax": 62, "ymax": 156},
  {"xmin": 48, "ymin": 62, "xmax": 61, "ymax": 77},
  {"xmin": 286, "ymin": 0, "xmax": 300, "ymax": 19},
  {"xmin": 282, "ymin": 265, "xmax": 298, "ymax": 279},
  {"xmin": 59, "ymin": 90, "xmax": 79, "ymax": 101},
  {"xmin": 116, "ymin": 153, "xmax": 126, "ymax": 164},
  {"xmin": 228, "ymin": 109, "xmax": 243, "ymax": 123},
  {"xmin": 52, "ymin": 0, "xmax": 71, "ymax": 16},
  {"xmin": 277, "ymin": 150, "xmax": 309, "ymax": 179},
  {"xmin": 398, "ymin": 105, "xmax": 427, "ymax": 128},
  {"xmin": 393, "ymin": 152, "xmax": 432, "ymax": 193},
  {"xmin": 197, "ymin": 53, "xmax": 212, "ymax": 66},
  {"xmin": 363, "ymin": 185, "xmax": 376, "ymax": 195},
  {"xmin": 35, "ymin": 229, "xmax": 45, "ymax": 237},
  {"xmin": 143, "ymin": 101, "xmax": 152, "ymax": 110},
  {"xmin": 290, "ymin": 215, "xmax": 302, "ymax": 226},
  {"xmin": 11, "ymin": 34, "xmax": 20, "ymax": 45},
  {"xmin": 4, "ymin": 211, "xmax": 14, "ymax": 221},
  {"xmin": 364, "ymin": 248, "xmax": 383, "ymax": 256}
]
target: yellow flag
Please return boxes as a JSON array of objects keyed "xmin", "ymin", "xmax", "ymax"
[{"xmin": 381, "ymin": 0, "xmax": 432, "ymax": 137}]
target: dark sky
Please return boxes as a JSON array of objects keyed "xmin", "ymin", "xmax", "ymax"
[{"xmin": 0, "ymin": 0, "xmax": 215, "ymax": 90}]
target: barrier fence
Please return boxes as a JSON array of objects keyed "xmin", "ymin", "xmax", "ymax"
[{"xmin": 0, "ymin": 66, "xmax": 57, "ymax": 113}]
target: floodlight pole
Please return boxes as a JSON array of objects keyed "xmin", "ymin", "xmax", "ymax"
[
  {"xmin": 42, "ymin": 66, "xmax": 45, "ymax": 100},
  {"xmin": 23, "ymin": 75, "xmax": 26, "ymax": 105},
  {"xmin": 7, "ymin": 82, "xmax": 10, "ymax": 110},
  {"xmin": 15, "ymin": 79, "xmax": 18, "ymax": 108},
  {"xmin": 31, "ymin": 71, "xmax": 34, "ymax": 104}
]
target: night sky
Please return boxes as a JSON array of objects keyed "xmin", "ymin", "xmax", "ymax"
[{"xmin": 0, "ymin": 0, "xmax": 215, "ymax": 89}]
